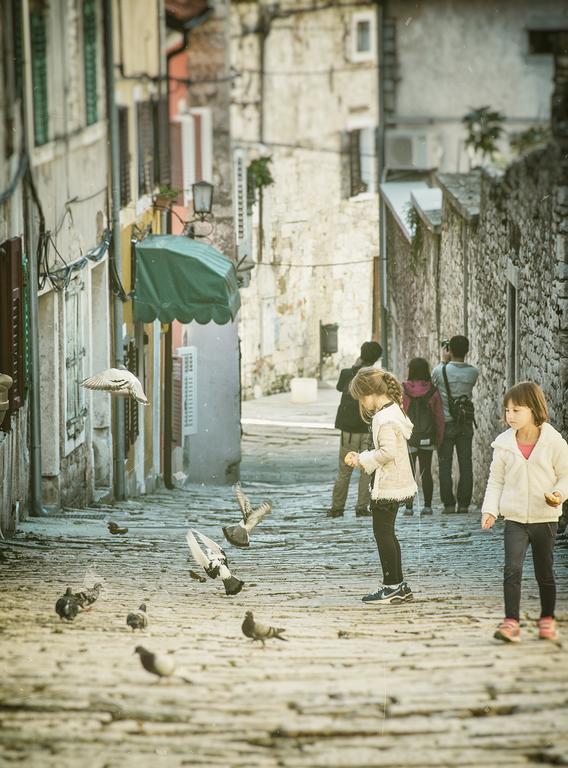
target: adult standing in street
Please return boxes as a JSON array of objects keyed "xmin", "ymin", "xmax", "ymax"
[
  {"xmin": 431, "ymin": 335, "xmax": 478, "ymax": 514},
  {"xmin": 328, "ymin": 341, "xmax": 382, "ymax": 518}
]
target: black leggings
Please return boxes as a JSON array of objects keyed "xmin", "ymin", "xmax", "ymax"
[
  {"xmin": 504, "ymin": 520, "xmax": 557, "ymax": 621},
  {"xmin": 406, "ymin": 449, "xmax": 434, "ymax": 508},
  {"xmin": 371, "ymin": 499, "xmax": 404, "ymax": 585}
]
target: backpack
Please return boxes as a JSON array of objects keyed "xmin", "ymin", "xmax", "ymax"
[
  {"xmin": 407, "ymin": 386, "xmax": 436, "ymax": 448},
  {"xmin": 442, "ymin": 364, "xmax": 477, "ymax": 429}
]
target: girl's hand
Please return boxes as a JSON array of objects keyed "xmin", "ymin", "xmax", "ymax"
[
  {"xmin": 544, "ymin": 491, "xmax": 562, "ymax": 507},
  {"xmin": 344, "ymin": 451, "xmax": 360, "ymax": 468},
  {"xmin": 481, "ymin": 513, "xmax": 496, "ymax": 529}
]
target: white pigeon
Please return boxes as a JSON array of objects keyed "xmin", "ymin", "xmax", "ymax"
[
  {"xmin": 186, "ymin": 529, "xmax": 244, "ymax": 596},
  {"xmin": 223, "ymin": 482, "xmax": 272, "ymax": 548},
  {"xmin": 81, "ymin": 364, "xmax": 148, "ymax": 405}
]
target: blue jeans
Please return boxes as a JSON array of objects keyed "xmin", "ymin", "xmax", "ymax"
[{"xmin": 438, "ymin": 421, "xmax": 473, "ymax": 509}]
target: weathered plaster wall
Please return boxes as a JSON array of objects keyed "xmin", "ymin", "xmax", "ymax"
[
  {"xmin": 386, "ymin": 0, "xmax": 564, "ymax": 172},
  {"xmin": 231, "ymin": 0, "xmax": 379, "ymax": 398}
]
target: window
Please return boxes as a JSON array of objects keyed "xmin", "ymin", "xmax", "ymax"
[
  {"xmin": 351, "ymin": 11, "xmax": 376, "ymax": 62},
  {"xmin": 0, "ymin": 238, "xmax": 25, "ymax": 426},
  {"xmin": 118, "ymin": 105, "xmax": 131, "ymax": 206},
  {"xmin": 137, "ymin": 100, "xmax": 155, "ymax": 196},
  {"xmin": 83, "ymin": 0, "xmax": 98, "ymax": 125},
  {"xmin": 346, "ymin": 127, "xmax": 377, "ymax": 197},
  {"xmin": 65, "ymin": 282, "xmax": 87, "ymax": 441},
  {"xmin": 30, "ymin": 7, "xmax": 49, "ymax": 146},
  {"xmin": 506, "ymin": 263, "xmax": 519, "ymax": 388},
  {"xmin": 172, "ymin": 109, "xmax": 213, "ymax": 206},
  {"xmin": 528, "ymin": 29, "xmax": 567, "ymax": 55}
]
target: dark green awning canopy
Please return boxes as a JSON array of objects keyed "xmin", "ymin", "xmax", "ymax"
[{"xmin": 133, "ymin": 235, "xmax": 241, "ymax": 325}]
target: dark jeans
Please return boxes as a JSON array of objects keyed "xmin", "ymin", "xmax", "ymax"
[
  {"xmin": 438, "ymin": 421, "xmax": 473, "ymax": 508},
  {"xmin": 504, "ymin": 520, "xmax": 557, "ymax": 621},
  {"xmin": 406, "ymin": 449, "xmax": 434, "ymax": 508},
  {"xmin": 371, "ymin": 499, "xmax": 404, "ymax": 585}
]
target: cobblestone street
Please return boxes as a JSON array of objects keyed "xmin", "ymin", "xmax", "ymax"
[{"xmin": 1, "ymin": 388, "xmax": 567, "ymax": 767}]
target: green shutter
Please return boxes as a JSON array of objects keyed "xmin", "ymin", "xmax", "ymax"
[
  {"xmin": 83, "ymin": 0, "xmax": 98, "ymax": 125},
  {"xmin": 30, "ymin": 11, "xmax": 49, "ymax": 146},
  {"xmin": 12, "ymin": 0, "xmax": 24, "ymax": 99}
]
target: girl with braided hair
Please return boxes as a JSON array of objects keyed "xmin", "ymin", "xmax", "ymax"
[{"xmin": 346, "ymin": 368, "xmax": 417, "ymax": 604}]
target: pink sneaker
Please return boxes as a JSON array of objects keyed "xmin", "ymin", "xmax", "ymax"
[
  {"xmin": 538, "ymin": 617, "xmax": 559, "ymax": 641},
  {"xmin": 494, "ymin": 618, "xmax": 521, "ymax": 643}
]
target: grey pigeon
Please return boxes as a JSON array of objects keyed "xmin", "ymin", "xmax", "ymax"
[
  {"xmin": 126, "ymin": 603, "xmax": 148, "ymax": 631},
  {"xmin": 55, "ymin": 588, "xmax": 79, "ymax": 621},
  {"xmin": 81, "ymin": 364, "xmax": 148, "ymax": 405},
  {"xmin": 223, "ymin": 483, "xmax": 272, "ymax": 548},
  {"xmin": 134, "ymin": 646, "xmax": 175, "ymax": 680},
  {"xmin": 186, "ymin": 529, "xmax": 244, "ymax": 595},
  {"xmin": 73, "ymin": 582, "xmax": 103, "ymax": 610},
  {"xmin": 241, "ymin": 611, "xmax": 287, "ymax": 646}
]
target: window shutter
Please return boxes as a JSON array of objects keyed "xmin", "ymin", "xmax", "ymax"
[
  {"xmin": 349, "ymin": 129, "xmax": 364, "ymax": 196},
  {"xmin": 65, "ymin": 282, "xmax": 86, "ymax": 440},
  {"xmin": 0, "ymin": 238, "xmax": 24, "ymax": 416},
  {"xmin": 118, "ymin": 106, "xmax": 131, "ymax": 206},
  {"xmin": 137, "ymin": 101, "xmax": 155, "ymax": 196},
  {"xmin": 172, "ymin": 356, "xmax": 182, "ymax": 446},
  {"xmin": 233, "ymin": 149, "xmax": 248, "ymax": 256},
  {"xmin": 169, "ymin": 120, "xmax": 184, "ymax": 204},
  {"xmin": 123, "ymin": 338, "xmax": 139, "ymax": 452},
  {"xmin": 340, "ymin": 130, "xmax": 351, "ymax": 199},
  {"xmin": 12, "ymin": 0, "xmax": 24, "ymax": 100},
  {"xmin": 154, "ymin": 96, "xmax": 170, "ymax": 186},
  {"xmin": 175, "ymin": 346, "xmax": 197, "ymax": 437},
  {"xmin": 30, "ymin": 9, "xmax": 49, "ymax": 146},
  {"xmin": 83, "ymin": 0, "xmax": 98, "ymax": 126},
  {"xmin": 359, "ymin": 127, "xmax": 375, "ymax": 194}
]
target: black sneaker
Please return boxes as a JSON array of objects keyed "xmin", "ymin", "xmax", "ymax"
[
  {"xmin": 420, "ymin": 507, "xmax": 433, "ymax": 516},
  {"xmin": 403, "ymin": 507, "xmax": 414, "ymax": 516},
  {"xmin": 443, "ymin": 506, "xmax": 456, "ymax": 514},
  {"xmin": 362, "ymin": 582, "xmax": 412, "ymax": 605},
  {"xmin": 457, "ymin": 507, "xmax": 469, "ymax": 514},
  {"xmin": 355, "ymin": 507, "xmax": 371, "ymax": 517},
  {"xmin": 327, "ymin": 509, "xmax": 344, "ymax": 518}
]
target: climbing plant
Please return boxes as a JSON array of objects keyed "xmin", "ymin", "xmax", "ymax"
[
  {"xmin": 462, "ymin": 106, "xmax": 505, "ymax": 162},
  {"xmin": 405, "ymin": 204, "xmax": 423, "ymax": 274}
]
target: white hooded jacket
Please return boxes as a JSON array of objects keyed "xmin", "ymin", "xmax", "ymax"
[
  {"xmin": 481, "ymin": 422, "xmax": 568, "ymax": 523},
  {"xmin": 358, "ymin": 403, "xmax": 418, "ymax": 502}
]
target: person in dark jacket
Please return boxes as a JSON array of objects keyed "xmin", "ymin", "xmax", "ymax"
[{"xmin": 328, "ymin": 341, "xmax": 382, "ymax": 517}]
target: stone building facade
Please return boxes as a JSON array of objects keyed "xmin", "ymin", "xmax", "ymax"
[
  {"xmin": 231, "ymin": 0, "xmax": 380, "ymax": 397},
  {"xmin": 381, "ymin": 46, "xmax": 568, "ymax": 503}
]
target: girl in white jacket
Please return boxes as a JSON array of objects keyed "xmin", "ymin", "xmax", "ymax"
[
  {"xmin": 481, "ymin": 381, "xmax": 568, "ymax": 643},
  {"xmin": 345, "ymin": 368, "xmax": 417, "ymax": 605}
]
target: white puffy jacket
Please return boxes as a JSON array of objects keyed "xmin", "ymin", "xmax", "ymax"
[
  {"xmin": 358, "ymin": 403, "xmax": 418, "ymax": 502},
  {"xmin": 481, "ymin": 422, "xmax": 568, "ymax": 523}
]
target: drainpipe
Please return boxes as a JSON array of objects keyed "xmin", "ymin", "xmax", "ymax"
[
  {"xmin": 376, "ymin": 0, "xmax": 389, "ymax": 369},
  {"xmin": 103, "ymin": 0, "xmax": 126, "ymax": 500}
]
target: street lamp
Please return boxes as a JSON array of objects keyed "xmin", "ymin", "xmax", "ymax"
[{"xmin": 192, "ymin": 181, "xmax": 214, "ymax": 219}]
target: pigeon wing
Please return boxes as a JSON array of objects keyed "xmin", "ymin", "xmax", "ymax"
[
  {"xmin": 235, "ymin": 482, "xmax": 253, "ymax": 521},
  {"xmin": 196, "ymin": 531, "xmax": 227, "ymax": 561},
  {"xmin": 81, "ymin": 369, "xmax": 130, "ymax": 392},
  {"xmin": 245, "ymin": 501, "xmax": 272, "ymax": 531},
  {"xmin": 126, "ymin": 372, "xmax": 149, "ymax": 405},
  {"xmin": 186, "ymin": 530, "xmax": 211, "ymax": 570}
]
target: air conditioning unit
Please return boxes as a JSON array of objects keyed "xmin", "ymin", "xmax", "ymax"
[{"xmin": 386, "ymin": 132, "xmax": 441, "ymax": 170}]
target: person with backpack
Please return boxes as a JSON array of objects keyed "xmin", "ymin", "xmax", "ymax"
[
  {"xmin": 431, "ymin": 335, "xmax": 479, "ymax": 514},
  {"xmin": 328, "ymin": 341, "xmax": 382, "ymax": 517},
  {"xmin": 402, "ymin": 358, "xmax": 445, "ymax": 516}
]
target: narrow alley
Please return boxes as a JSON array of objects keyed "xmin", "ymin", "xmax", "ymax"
[{"xmin": 0, "ymin": 388, "xmax": 566, "ymax": 768}]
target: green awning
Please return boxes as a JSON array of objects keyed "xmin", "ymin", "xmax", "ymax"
[{"xmin": 133, "ymin": 235, "xmax": 241, "ymax": 325}]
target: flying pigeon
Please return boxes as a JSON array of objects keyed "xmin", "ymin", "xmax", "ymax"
[
  {"xmin": 81, "ymin": 364, "xmax": 148, "ymax": 405},
  {"xmin": 189, "ymin": 569, "xmax": 207, "ymax": 583},
  {"xmin": 73, "ymin": 582, "xmax": 103, "ymax": 610},
  {"xmin": 223, "ymin": 483, "xmax": 272, "ymax": 548},
  {"xmin": 108, "ymin": 521, "xmax": 129, "ymax": 535},
  {"xmin": 186, "ymin": 529, "xmax": 244, "ymax": 596},
  {"xmin": 127, "ymin": 603, "xmax": 148, "ymax": 631},
  {"xmin": 134, "ymin": 646, "xmax": 175, "ymax": 680},
  {"xmin": 55, "ymin": 588, "xmax": 79, "ymax": 621},
  {"xmin": 241, "ymin": 611, "xmax": 287, "ymax": 646}
]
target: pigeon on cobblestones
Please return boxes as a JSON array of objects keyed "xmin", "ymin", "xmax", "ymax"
[
  {"xmin": 55, "ymin": 588, "xmax": 80, "ymax": 621},
  {"xmin": 108, "ymin": 521, "xmax": 129, "ymax": 535},
  {"xmin": 73, "ymin": 582, "xmax": 103, "ymax": 610},
  {"xmin": 134, "ymin": 646, "xmax": 175, "ymax": 680},
  {"xmin": 127, "ymin": 603, "xmax": 148, "ymax": 631},
  {"xmin": 186, "ymin": 529, "xmax": 244, "ymax": 595},
  {"xmin": 81, "ymin": 365, "xmax": 148, "ymax": 405},
  {"xmin": 223, "ymin": 483, "xmax": 272, "ymax": 548},
  {"xmin": 241, "ymin": 611, "xmax": 287, "ymax": 646}
]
